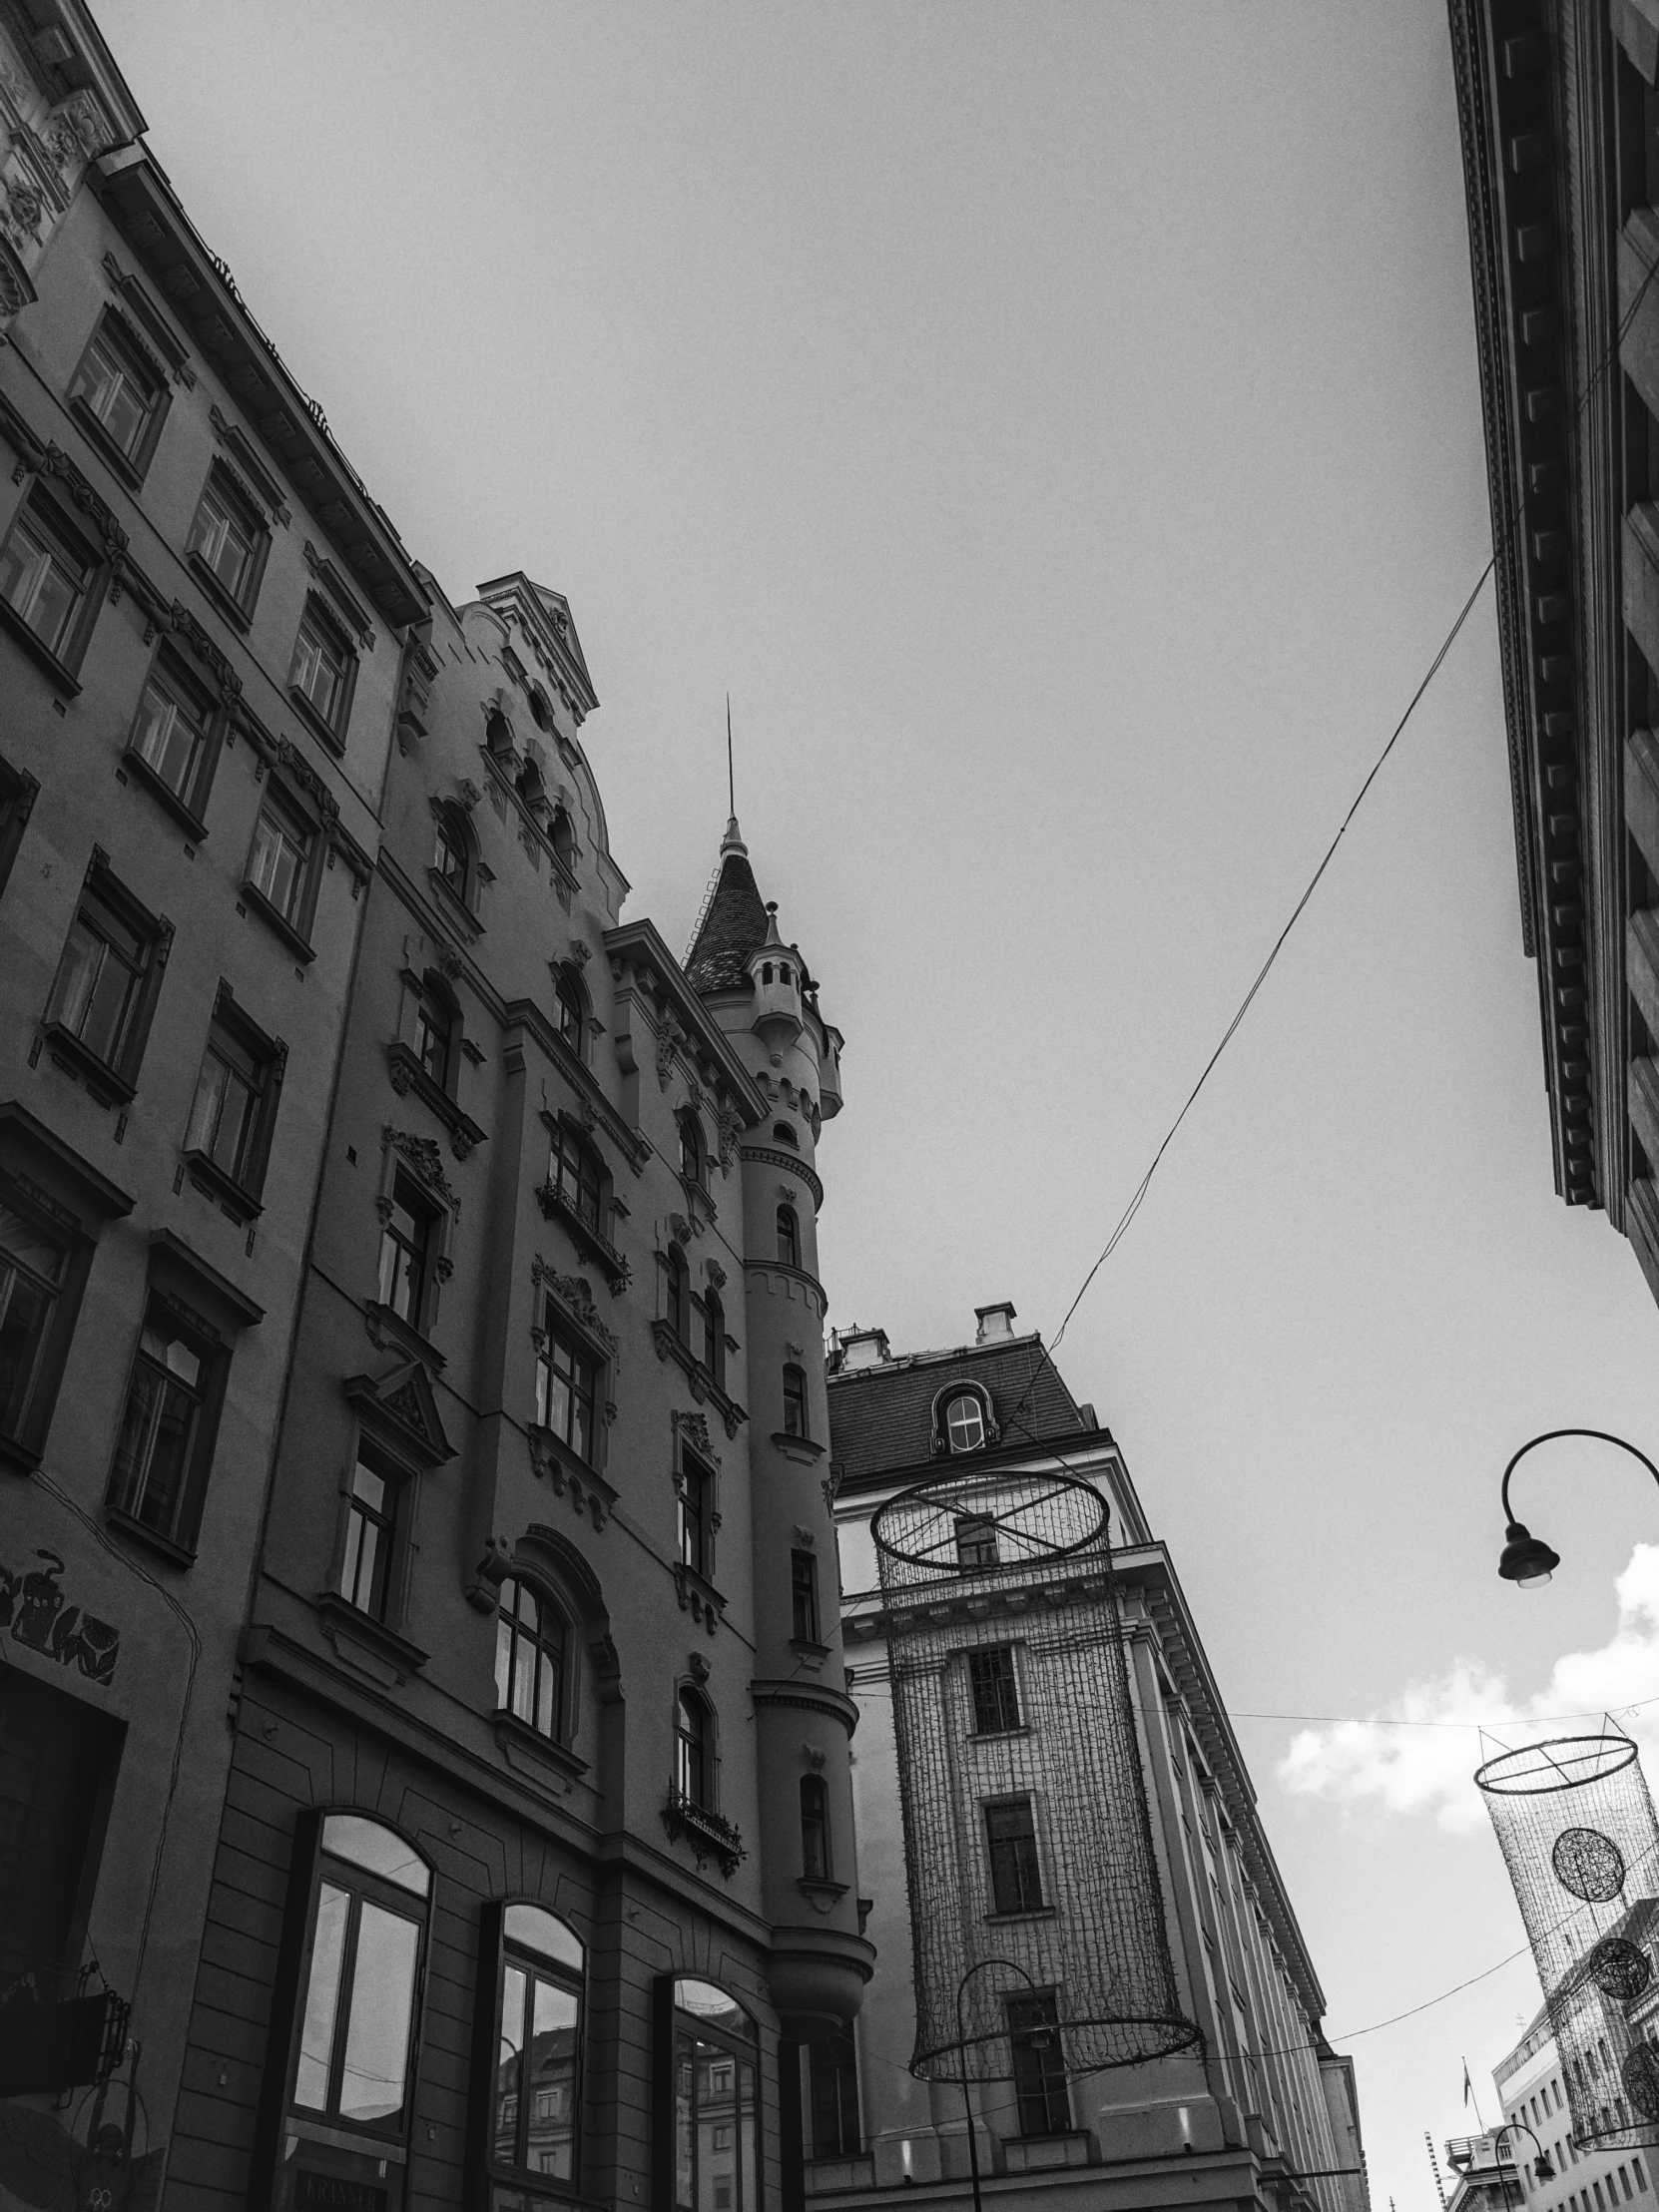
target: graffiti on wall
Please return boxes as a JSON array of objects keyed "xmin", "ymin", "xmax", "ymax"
[{"xmin": 0, "ymin": 1552, "xmax": 119, "ymax": 1684}]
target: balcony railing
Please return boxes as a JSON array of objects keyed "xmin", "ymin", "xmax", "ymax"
[{"xmin": 661, "ymin": 1789, "xmax": 746, "ymax": 1878}]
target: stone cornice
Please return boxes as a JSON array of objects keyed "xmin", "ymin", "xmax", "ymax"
[
  {"xmin": 740, "ymin": 1142, "xmax": 824, "ymax": 1211},
  {"xmin": 605, "ymin": 919, "xmax": 767, "ymax": 1121},
  {"xmin": 750, "ymin": 1677, "xmax": 859, "ymax": 1736}
]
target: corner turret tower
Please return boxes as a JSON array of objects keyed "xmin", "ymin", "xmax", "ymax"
[{"xmin": 686, "ymin": 820, "xmax": 865, "ymax": 2065}]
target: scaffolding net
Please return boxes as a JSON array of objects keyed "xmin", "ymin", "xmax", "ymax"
[
  {"xmin": 871, "ymin": 1466, "xmax": 1199, "ymax": 2081},
  {"xmin": 1476, "ymin": 1735, "xmax": 1659, "ymax": 2149}
]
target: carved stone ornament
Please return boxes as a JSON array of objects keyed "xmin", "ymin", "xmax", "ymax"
[
  {"xmin": 457, "ymin": 778, "xmax": 483, "ymax": 812},
  {"xmin": 794, "ymin": 1525, "xmax": 816, "ymax": 1548},
  {"xmin": 673, "ymin": 1408, "xmax": 717, "ymax": 1462},
  {"xmin": 464, "ymin": 1537, "xmax": 514, "ymax": 1613},
  {"xmin": 704, "ymin": 1259, "xmax": 727, "ymax": 1291},
  {"xmin": 531, "ymin": 1257, "xmax": 620, "ymax": 1361},
  {"xmin": 656, "ymin": 1015, "xmax": 686, "ymax": 1092},
  {"xmin": 688, "ymin": 1650, "xmax": 711, "ymax": 1685},
  {"xmin": 716, "ymin": 1104, "xmax": 743, "ymax": 1174},
  {"xmin": 803, "ymin": 1743, "xmax": 827, "ymax": 1770},
  {"xmin": 436, "ymin": 942, "xmax": 464, "ymax": 981},
  {"xmin": 383, "ymin": 1126, "xmax": 458, "ymax": 1212},
  {"xmin": 786, "ymin": 1342, "xmax": 805, "ymax": 1360},
  {"xmin": 569, "ymin": 936, "xmax": 592, "ymax": 966},
  {"xmin": 578, "ymin": 1096, "xmax": 599, "ymax": 1132},
  {"xmin": 528, "ymin": 1427, "xmax": 615, "ymax": 1530}
]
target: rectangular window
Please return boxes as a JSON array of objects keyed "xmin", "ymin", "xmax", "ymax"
[
  {"xmin": 290, "ymin": 603, "xmax": 354, "ymax": 739},
  {"xmin": 0, "ymin": 1667, "xmax": 121, "ymax": 2000},
  {"xmin": 783, "ymin": 1365, "xmax": 808, "ymax": 1438},
  {"xmin": 247, "ymin": 784, "xmax": 314, "ymax": 928},
  {"xmin": 185, "ymin": 1008, "xmax": 277, "ymax": 1197},
  {"xmin": 69, "ymin": 318, "xmax": 164, "ymax": 467},
  {"xmin": 129, "ymin": 655, "xmax": 214, "ymax": 813},
  {"xmin": 680, "ymin": 1457, "xmax": 712, "ymax": 1577},
  {"xmin": 536, "ymin": 1316, "xmax": 598, "ymax": 1461},
  {"xmin": 186, "ymin": 469, "xmax": 266, "ymax": 612},
  {"xmin": 0, "ymin": 497, "xmax": 91, "ymax": 661},
  {"xmin": 106, "ymin": 1298, "xmax": 218, "ymax": 1554},
  {"xmin": 968, "ymin": 1646, "xmax": 1021, "ymax": 1734},
  {"xmin": 376, "ymin": 1175, "xmax": 434, "ymax": 1332},
  {"xmin": 0, "ymin": 751, "xmax": 39, "ymax": 902},
  {"xmin": 955, "ymin": 1513, "xmax": 1000, "ymax": 1569},
  {"xmin": 791, "ymin": 1550, "xmax": 820, "ymax": 1643},
  {"xmin": 0, "ymin": 1200, "xmax": 68, "ymax": 1450},
  {"xmin": 984, "ymin": 1797, "xmax": 1044, "ymax": 1915},
  {"xmin": 1007, "ymin": 1992, "xmax": 1069, "ymax": 2137},
  {"xmin": 339, "ymin": 1450, "xmax": 398, "ymax": 1621},
  {"xmin": 1633, "ymin": 2160, "xmax": 1647, "ymax": 2192},
  {"xmin": 46, "ymin": 874, "xmax": 160, "ymax": 1083},
  {"xmin": 809, "ymin": 2028, "xmax": 861, "ymax": 2159}
]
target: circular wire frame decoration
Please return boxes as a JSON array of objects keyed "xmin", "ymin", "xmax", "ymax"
[
  {"xmin": 871, "ymin": 1468, "xmax": 1110, "ymax": 1589},
  {"xmin": 1625, "ymin": 2046, "xmax": 1659, "ymax": 2123},
  {"xmin": 1551, "ymin": 1826, "xmax": 1627, "ymax": 1905},
  {"xmin": 1588, "ymin": 1936, "xmax": 1653, "ymax": 2004}
]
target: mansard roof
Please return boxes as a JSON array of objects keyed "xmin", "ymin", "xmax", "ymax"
[
  {"xmin": 686, "ymin": 827, "xmax": 771, "ymax": 996},
  {"xmin": 827, "ymin": 1333, "xmax": 1089, "ymax": 1489}
]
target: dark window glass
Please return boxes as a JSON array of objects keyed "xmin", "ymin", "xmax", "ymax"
[
  {"xmin": 106, "ymin": 1303, "xmax": 209, "ymax": 1546},
  {"xmin": 1007, "ymin": 1992, "xmax": 1069, "ymax": 2136},
  {"xmin": 433, "ymin": 810, "xmax": 469, "ymax": 898},
  {"xmin": 800, "ymin": 1776, "xmax": 830, "ymax": 1881},
  {"xmin": 131, "ymin": 660, "xmax": 212, "ymax": 803},
  {"xmin": 187, "ymin": 473, "xmax": 264, "ymax": 605},
  {"xmin": 494, "ymin": 1912, "xmax": 584, "ymax": 2188},
  {"xmin": 809, "ymin": 2029, "xmax": 860, "ymax": 2160},
  {"xmin": 702, "ymin": 1290, "xmax": 725, "ymax": 1387},
  {"xmin": 955, "ymin": 1514, "xmax": 1000, "ymax": 1569},
  {"xmin": 782, "ymin": 1365, "xmax": 808, "ymax": 1439},
  {"xmin": 791, "ymin": 1550, "xmax": 819, "ymax": 1643},
  {"xmin": 776, "ymin": 1205, "xmax": 800, "ymax": 1270},
  {"xmin": 945, "ymin": 1392, "xmax": 986, "ymax": 1452},
  {"xmin": 675, "ymin": 1689, "xmax": 711, "ymax": 1810},
  {"xmin": 70, "ymin": 322, "xmax": 159, "ymax": 458},
  {"xmin": 0, "ymin": 1667, "xmax": 120, "ymax": 1998},
  {"xmin": 555, "ymin": 969, "xmax": 585, "ymax": 1051},
  {"xmin": 248, "ymin": 787, "xmax": 312, "ymax": 925},
  {"xmin": 680, "ymin": 1115, "xmax": 703, "ymax": 1186},
  {"xmin": 679, "ymin": 1456, "xmax": 712, "ymax": 1578},
  {"xmin": 0, "ymin": 501, "xmax": 88, "ymax": 655},
  {"xmin": 985, "ymin": 1798, "xmax": 1043, "ymax": 1915},
  {"xmin": 376, "ymin": 1175, "xmax": 432, "ymax": 1328},
  {"xmin": 186, "ymin": 1018, "xmax": 267, "ymax": 1186},
  {"xmin": 968, "ymin": 1647, "xmax": 1020, "ymax": 1734},
  {"xmin": 292, "ymin": 1818, "xmax": 428, "ymax": 2137},
  {"xmin": 290, "ymin": 608, "xmax": 351, "ymax": 732},
  {"xmin": 414, "ymin": 982, "xmax": 450, "ymax": 1090},
  {"xmin": 665, "ymin": 1248, "xmax": 691, "ymax": 1344},
  {"xmin": 47, "ymin": 882, "xmax": 149, "ymax": 1070},
  {"xmin": 536, "ymin": 1319, "xmax": 598, "ymax": 1462},
  {"xmin": 674, "ymin": 1996, "xmax": 756, "ymax": 2212},
  {"xmin": 0, "ymin": 1201, "xmax": 66, "ymax": 1445},
  {"xmin": 548, "ymin": 1122, "xmax": 602, "ymax": 1233},
  {"xmin": 340, "ymin": 1452, "xmax": 398, "ymax": 1621},
  {"xmin": 494, "ymin": 1577, "xmax": 567, "ymax": 1742}
]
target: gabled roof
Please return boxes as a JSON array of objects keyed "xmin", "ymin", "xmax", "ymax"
[
  {"xmin": 827, "ymin": 1334, "xmax": 1087, "ymax": 1488},
  {"xmin": 474, "ymin": 573, "xmax": 598, "ymax": 717},
  {"xmin": 686, "ymin": 829, "xmax": 771, "ymax": 996}
]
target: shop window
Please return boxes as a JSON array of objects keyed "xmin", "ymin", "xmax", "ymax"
[
  {"xmin": 800, "ymin": 1776, "xmax": 830, "ymax": 1882},
  {"xmin": 0, "ymin": 1667, "xmax": 121, "ymax": 2002},
  {"xmin": 968, "ymin": 1646, "xmax": 1020, "ymax": 1734},
  {"xmin": 127, "ymin": 648, "xmax": 220, "ymax": 826},
  {"xmin": 105, "ymin": 1293, "xmax": 227, "ymax": 1559},
  {"xmin": 68, "ymin": 314, "xmax": 168, "ymax": 476},
  {"xmin": 984, "ymin": 1797, "xmax": 1044, "ymax": 1916},
  {"xmin": 0, "ymin": 491, "xmax": 100, "ymax": 674},
  {"xmin": 43, "ymin": 857, "xmax": 170, "ymax": 1095},
  {"xmin": 782, "ymin": 1364, "xmax": 808, "ymax": 1439},
  {"xmin": 535, "ymin": 1316, "xmax": 599, "ymax": 1464},
  {"xmin": 186, "ymin": 464, "xmax": 268, "ymax": 617},
  {"xmin": 289, "ymin": 597, "xmax": 357, "ymax": 745},
  {"xmin": 669, "ymin": 1980, "xmax": 757, "ymax": 2212},
  {"xmin": 494, "ymin": 1577, "xmax": 569, "ymax": 1743},
  {"xmin": 791, "ymin": 1550, "xmax": 819, "ymax": 1644},
  {"xmin": 184, "ymin": 991, "xmax": 283, "ymax": 1207},
  {"xmin": 809, "ymin": 2028, "xmax": 861, "ymax": 2161},
  {"xmin": 1007, "ymin": 1991, "xmax": 1069, "ymax": 2136},
  {"xmin": 485, "ymin": 1904, "xmax": 585, "ymax": 2199}
]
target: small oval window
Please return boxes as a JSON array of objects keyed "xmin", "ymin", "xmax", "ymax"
[{"xmin": 944, "ymin": 1393, "xmax": 986, "ymax": 1453}]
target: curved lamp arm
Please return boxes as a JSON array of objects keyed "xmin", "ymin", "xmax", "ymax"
[
  {"xmin": 1495, "ymin": 2118, "xmax": 1554, "ymax": 2182},
  {"xmin": 1497, "ymin": 1428, "xmax": 1659, "ymax": 1588}
]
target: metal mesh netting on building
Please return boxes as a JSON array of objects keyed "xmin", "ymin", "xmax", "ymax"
[
  {"xmin": 1476, "ymin": 1736, "xmax": 1659, "ymax": 2150},
  {"xmin": 871, "ymin": 1467, "xmax": 1199, "ymax": 2081}
]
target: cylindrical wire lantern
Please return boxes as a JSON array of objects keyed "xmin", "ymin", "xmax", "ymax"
[
  {"xmin": 1476, "ymin": 1735, "xmax": 1659, "ymax": 2147},
  {"xmin": 872, "ymin": 1467, "xmax": 1199, "ymax": 2081}
]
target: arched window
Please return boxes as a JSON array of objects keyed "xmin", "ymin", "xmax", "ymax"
[
  {"xmin": 432, "ymin": 805, "xmax": 471, "ymax": 904},
  {"xmin": 671, "ymin": 1982, "xmax": 757, "ymax": 2212},
  {"xmin": 528, "ymin": 685, "xmax": 553, "ymax": 733},
  {"xmin": 944, "ymin": 1392, "xmax": 986, "ymax": 1453},
  {"xmin": 486, "ymin": 708, "xmax": 514, "ymax": 759},
  {"xmin": 494, "ymin": 1576, "xmax": 568, "ymax": 1743},
  {"xmin": 489, "ymin": 1905, "xmax": 584, "ymax": 2190},
  {"xmin": 761, "ymin": 962, "xmax": 773, "ymax": 984},
  {"xmin": 679, "ymin": 1112, "xmax": 704, "ymax": 1189},
  {"xmin": 782, "ymin": 1365, "xmax": 808, "ymax": 1439},
  {"xmin": 772, "ymin": 1121, "xmax": 798, "ymax": 1148},
  {"xmin": 547, "ymin": 1120, "xmax": 602, "ymax": 1233},
  {"xmin": 516, "ymin": 756, "xmax": 547, "ymax": 818},
  {"xmin": 413, "ymin": 972, "xmax": 455, "ymax": 1092},
  {"xmin": 675, "ymin": 1687, "xmax": 713, "ymax": 1809},
  {"xmin": 664, "ymin": 1246, "xmax": 691, "ymax": 1344},
  {"xmin": 703, "ymin": 1289, "xmax": 725, "ymax": 1388},
  {"xmin": 800, "ymin": 1775, "xmax": 830, "ymax": 1881},
  {"xmin": 776, "ymin": 1205, "xmax": 800, "ymax": 1270},
  {"xmin": 554, "ymin": 964, "xmax": 587, "ymax": 1058},
  {"xmin": 550, "ymin": 807, "xmax": 576, "ymax": 869}
]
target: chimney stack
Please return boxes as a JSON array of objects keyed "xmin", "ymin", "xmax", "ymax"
[
  {"xmin": 840, "ymin": 1326, "xmax": 891, "ymax": 1370},
  {"xmin": 974, "ymin": 1303, "xmax": 1016, "ymax": 1344}
]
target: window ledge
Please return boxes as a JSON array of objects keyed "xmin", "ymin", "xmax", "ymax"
[
  {"xmin": 69, "ymin": 395, "xmax": 149, "ymax": 490},
  {"xmin": 0, "ymin": 594, "xmax": 83, "ymax": 694},
  {"xmin": 772, "ymin": 1430, "xmax": 825, "ymax": 1464},
  {"xmin": 240, "ymin": 877, "xmax": 316, "ymax": 963},
  {"xmin": 673, "ymin": 1560, "xmax": 728, "ymax": 1638},
  {"xmin": 287, "ymin": 683, "xmax": 346, "ymax": 754},
  {"xmin": 182, "ymin": 1146, "xmax": 264, "ymax": 1224},
  {"xmin": 790, "ymin": 1636, "xmax": 831, "ymax": 1673},
  {"xmin": 120, "ymin": 745, "xmax": 210, "ymax": 842},
  {"xmin": 968, "ymin": 1724, "xmax": 1031, "ymax": 1743},
  {"xmin": 386, "ymin": 1041, "xmax": 487, "ymax": 1161},
  {"xmin": 186, "ymin": 549, "xmax": 254, "ymax": 631},
  {"xmin": 651, "ymin": 1321, "xmax": 747, "ymax": 1437},
  {"xmin": 797, "ymin": 1877, "xmax": 849, "ymax": 1914},
  {"xmin": 315, "ymin": 1590, "xmax": 428, "ymax": 1677},
  {"xmin": 661, "ymin": 1787, "xmax": 746, "ymax": 1878},
  {"xmin": 363, "ymin": 1300, "xmax": 445, "ymax": 1372},
  {"xmin": 40, "ymin": 1021, "xmax": 136, "ymax": 1106},
  {"xmin": 527, "ymin": 1422, "xmax": 616, "ymax": 1529},
  {"xmin": 493, "ymin": 1709, "xmax": 590, "ymax": 1785},
  {"xmin": 427, "ymin": 864, "xmax": 483, "ymax": 939},
  {"xmin": 106, "ymin": 1501, "xmax": 196, "ymax": 1569},
  {"xmin": 537, "ymin": 1180, "xmax": 631, "ymax": 1292},
  {"xmin": 985, "ymin": 1906, "xmax": 1058, "ymax": 1926}
]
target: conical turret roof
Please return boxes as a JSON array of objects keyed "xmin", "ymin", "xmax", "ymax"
[{"xmin": 686, "ymin": 820, "xmax": 771, "ymax": 995}]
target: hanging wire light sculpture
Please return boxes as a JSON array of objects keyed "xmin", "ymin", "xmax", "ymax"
[
  {"xmin": 1476, "ymin": 1734, "xmax": 1659, "ymax": 2147},
  {"xmin": 871, "ymin": 1466, "xmax": 1199, "ymax": 2080}
]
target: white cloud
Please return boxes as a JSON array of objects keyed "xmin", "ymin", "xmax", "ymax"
[{"xmin": 1277, "ymin": 1545, "xmax": 1659, "ymax": 1833}]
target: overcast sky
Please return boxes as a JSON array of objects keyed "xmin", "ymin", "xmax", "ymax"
[{"xmin": 97, "ymin": 1, "xmax": 1659, "ymax": 2199}]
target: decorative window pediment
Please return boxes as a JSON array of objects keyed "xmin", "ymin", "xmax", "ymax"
[{"xmin": 343, "ymin": 1358, "xmax": 454, "ymax": 1467}]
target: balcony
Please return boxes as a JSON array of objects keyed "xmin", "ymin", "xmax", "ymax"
[
  {"xmin": 535, "ymin": 1179, "xmax": 631, "ymax": 1293},
  {"xmin": 661, "ymin": 1788, "xmax": 746, "ymax": 1878}
]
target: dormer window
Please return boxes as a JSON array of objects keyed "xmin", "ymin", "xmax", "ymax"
[{"xmin": 945, "ymin": 1392, "xmax": 986, "ymax": 1453}]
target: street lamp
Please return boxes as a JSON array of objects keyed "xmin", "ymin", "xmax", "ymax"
[
  {"xmin": 1498, "ymin": 2118, "xmax": 1556, "ymax": 2187},
  {"xmin": 1496, "ymin": 1428, "xmax": 1659, "ymax": 1587}
]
